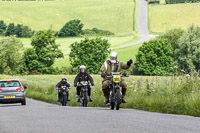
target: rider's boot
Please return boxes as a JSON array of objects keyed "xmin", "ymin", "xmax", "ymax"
[
  {"xmin": 67, "ymin": 93, "xmax": 70, "ymax": 101},
  {"xmin": 89, "ymin": 96, "xmax": 93, "ymax": 102},
  {"xmin": 77, "ymin": 95, "xmax": 80, "ymax": 102},
  {"xmin": 122, "ymin": 88, "xmax": 127, "ymax": 103},
  {"xmin": 102, "ymin": 89, "xmax": 109, "ymax": 104},
  {"xmin": 58, "ymin": 94, "xmax": 61, "ymax": 102}
]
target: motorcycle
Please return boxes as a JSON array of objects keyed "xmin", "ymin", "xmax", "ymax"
[
  {"xmin": 79, "ymin": 81, "xmax": 89, "ymax": 107},
  {"xmin": 106, "ymin": 72, "xmax": 129, "ymax": 110},
  {"xmin": 59, "ymin": 86, "xmax": 69, "ymax": 106}
]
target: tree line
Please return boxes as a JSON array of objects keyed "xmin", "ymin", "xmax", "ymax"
[
  {"xmin": 0, "ymin": 20, "xmax": 33, "ymax": 37},
  {"xmin": 0, "ymin": 19, "xmax": 114, "ymax": 38}
]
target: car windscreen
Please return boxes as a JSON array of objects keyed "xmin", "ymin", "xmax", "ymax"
[{"xmin": 0, "ymin": 81, "xmax": 21, "ymax": 87}]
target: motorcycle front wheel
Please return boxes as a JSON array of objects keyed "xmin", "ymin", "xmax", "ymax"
[
  {"xmin": 115, "ymin": 89, "xmax": 121, "ymax": 110},
  {"xmin": 82, "ymin": 92, "xmax": 88, "ymax": 107}
]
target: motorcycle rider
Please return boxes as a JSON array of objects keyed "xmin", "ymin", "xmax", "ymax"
[
  {"xmin": 56, "ymin": 76, "xmax": 71, "ymax": 102},
  {"xmin": 74, "ymin": 65, "xmax": 94, "ymax": 102},
  {"xmin": 100, "ymin": 51, "xmax": 133, "ymax": 104}
]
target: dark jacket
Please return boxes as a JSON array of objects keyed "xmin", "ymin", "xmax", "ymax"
[
  {"xmin": 74, "ymin": 72, "xmax": 94, "ymax": 86},
  {"xmin": 56, "ymin": 81, "xmax": 71, "ymax": 88}
]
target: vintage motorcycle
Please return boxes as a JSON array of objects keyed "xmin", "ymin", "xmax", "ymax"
[
  {"xmin": 59, "ymin": 86, "xmax": 69, "ymax": 106},
  {"xmin": 79, "ymin": 81, "xmax": 89, "ymax": 107},
  {"xmin": 106, "ymin": 72, "xmax": 129, "ymax": 110}
]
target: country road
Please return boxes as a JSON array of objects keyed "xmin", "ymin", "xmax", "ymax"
[
  {"xmin": 1, "ymin": 98, "xmax": 200, "ymax": 133},
  {"xmin": 111, "ymin": 0, "xmax": 156, "ymax": 50}
]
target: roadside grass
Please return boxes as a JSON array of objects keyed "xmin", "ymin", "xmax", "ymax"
[
  {"xmin": 0, "ymin": 0, "xmax": 134, "ymax": 35},
  {"xmin": 1, "ymin": 74, "xmax": 200, "ymax": 116},
  {"xmin": 149, "ymin": 3, "xmax": 200, "ymax": 33}
]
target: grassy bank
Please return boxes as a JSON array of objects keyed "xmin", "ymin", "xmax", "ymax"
[
  {"xmin": 0, "ymin": 0, "xmax": 134, "ymax": 35},
  {"xmin": 1, "ymin": 74, "xmax": 200, "ymax": 116},
  {"xmin": 150, "ymin": 3, "xmax": 200, "ymax": 33}
]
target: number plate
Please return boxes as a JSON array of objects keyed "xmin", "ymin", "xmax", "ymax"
[{"xmin": 4, "ymin": 95, "xmax": 15, "ymax": 98}]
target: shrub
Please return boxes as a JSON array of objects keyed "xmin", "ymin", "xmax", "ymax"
[
  {"xmin": 134, "ymin": 38, "xmax": 174, "ymax": 75},
  {"xmin": 159, "ymin": 28, "xmax": 185, "ymax": 54},
  {"xmin": 5, "ymin": 23, "xmax": 15, "ymax": 36},
  {"xmin": 175, "ymin": 25, "xmax": 200, "ymax": 73},
  {"xmin": 0, "ymin": 36, "xmax": 27, "ymax": 75},
  {"xmin": 148, "ymin": 0, "xmax": 160, "ymax": 4},
  {"xmin": 82, "ymin": 28, "xmax": 114, "ymax": 36},
  {"xmin": 58, "ymin": 19, "xmax": 84, "ymax": 37},
  {"xmin": 24, "ymin": 30, "xmax": 63, "ymax": 74},
  {"xmin": 69, "ymin": 37, "xmax": 111, "ymax": 74},
  {"xmin": 165, "ymin": 0, "xmax": 200, "ymax": 4},
  {"xmin": 0, "ymin": 20, "xmax": 7, "ymax": 35}
]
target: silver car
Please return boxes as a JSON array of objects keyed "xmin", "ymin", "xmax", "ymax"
[{"xmin": 0, "ymin": 79, "xmax": 27, "ymax": 105}]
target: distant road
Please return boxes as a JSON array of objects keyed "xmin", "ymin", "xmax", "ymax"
[
  {"xmin": 111, "ymin": 0, "xmax": 157, "ymax": 50},
  {"xmin": 1, "ymin": 98, "xmax": 200, "ymax": 133}
]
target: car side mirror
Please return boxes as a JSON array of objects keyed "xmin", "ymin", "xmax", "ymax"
[{"xmin": 24, "ymin": 86, "xmax": 27, "ymax": 89}]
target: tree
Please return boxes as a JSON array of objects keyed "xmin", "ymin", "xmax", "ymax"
[
  {"xmin": 21, "ymin": 25, "xmax": 33, "ymax": 38},
  {"xmin": 5, "ymin": 23, "xmax": 15, "ymax": 36},
  {"xmin": 14, "ymin": 24, "xmax": 23, "ymax": 37},
  {"xmin": 69, "ymin": 37, "xmax": 111, "ymax": 74},
  {"xmin": 134, "ymin": 38, "xmax": 174, "ymax": 75},
  {"xmin": 0, "ymin": 20, "xmax": 7, "ymax": 35},
  {"xmin": 58, "ymin": 19, "xmax": 84, "ymax": 37},
  {"xmin": 159, "ymin": 28, "xmax": 185, "ymax": 54},
  {"xmin": 0, "ymin": 36, "xmax": 26, "ymax": 75},
  {"xmin": 24, "ymin": 30, "xmax": 63, "ymax": 74},
  {"xmin": 175, "ymin": 25, "xmax": 200, "ymax": 73}
]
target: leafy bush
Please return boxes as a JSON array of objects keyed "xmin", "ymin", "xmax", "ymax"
[
  {"xmin": 5, "ymin": 23, "xmax": 15, "ymax": 36},
  {"xmin": 58, "ymin": 19, "xmax": 83, "ymax": 37},
  {"xmin": 24, "ymin": 30, "xmax": 63, "ymax": 74},
  {"xmin": 0, "ymin": 36, "xmax": 27, "ymax": 75},
  {"xmin": 82, "ymin": 28, "xmax": 114, "ymax": 36},
  {"xmin": 0, "ymin": 20, "xmax": 7, "ymax": 35},
  {"xmin": 4, "ymin": 22, "xmax": 33, "ymax": 37},
  {"xmin": 69, "ymin": 37, "xmax": 111, "ymax": 74},
  {"xmin": 165, "ymin": 0, "xmax": 200, "ymax": 4},
  {"xmin": 175, "ymin": 25, "xmax": 200, "ymax": 73},
  {"xmin": 159, "ymin": 28, "xmax": 185, "ymax": 54},
  {"xmin": 148, "ymin": 0, "xmax": 160, "ymax": 4},
  {"xmin": 134, "ymin": 38, "xmax": 174, "ymax": 75}
]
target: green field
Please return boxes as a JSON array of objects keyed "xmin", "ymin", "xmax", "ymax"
[
  {"xmin": 150, "ymin": 3, "xmax": 200, "ymax": 33},
  {"xmin": 1, "ymin": 74, "xmax": 200, "ymax": 116},
  {"xmin": 20, "ymin": 36, "xmax": 140, "ymax": 56},
  {"xmin": 0, "ymin": 0, "xmax": 134, "ymax": 35},
  {"xmin": 114, "ymin": 43, "xmax": 142, "ymax": 63}
]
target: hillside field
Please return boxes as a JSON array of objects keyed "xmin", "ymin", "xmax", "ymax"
[
  {"xmin": 0, "ymin": 0, "xmax": 134, "ymax": 35},
  {"xmin": 149, "ymin": 3, "xmax": 200, "ymax": 33}
]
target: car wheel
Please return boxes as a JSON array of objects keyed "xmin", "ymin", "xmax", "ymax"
[{"xmin": 21, "ymin": 99, "xmax": 26, "ymax": 105}]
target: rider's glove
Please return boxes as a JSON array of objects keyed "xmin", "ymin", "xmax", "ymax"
[
  {"xmin": 101, "ymin": 73, "xmax": 106, "ymax": 78},
  {"xmin": 91, "ymin": 83, "xmax": 94, "ymax": 86},
  {"xmin": 127, "ymin": 59, "xmax": 133, "ymax": 66}
]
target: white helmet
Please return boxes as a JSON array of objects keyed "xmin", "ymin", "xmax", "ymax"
[
  {"xmin": 80, "ymin": 65, "xmax": 86, "ymax": 70},
  {"xmin": 110, "ymin": 52, "xmax": 117, "ymax": 63}
]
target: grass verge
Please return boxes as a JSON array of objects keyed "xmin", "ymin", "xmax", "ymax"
[{"xmin": 1, "ymin": 74, "xmax": 200, "ymax": 116}]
